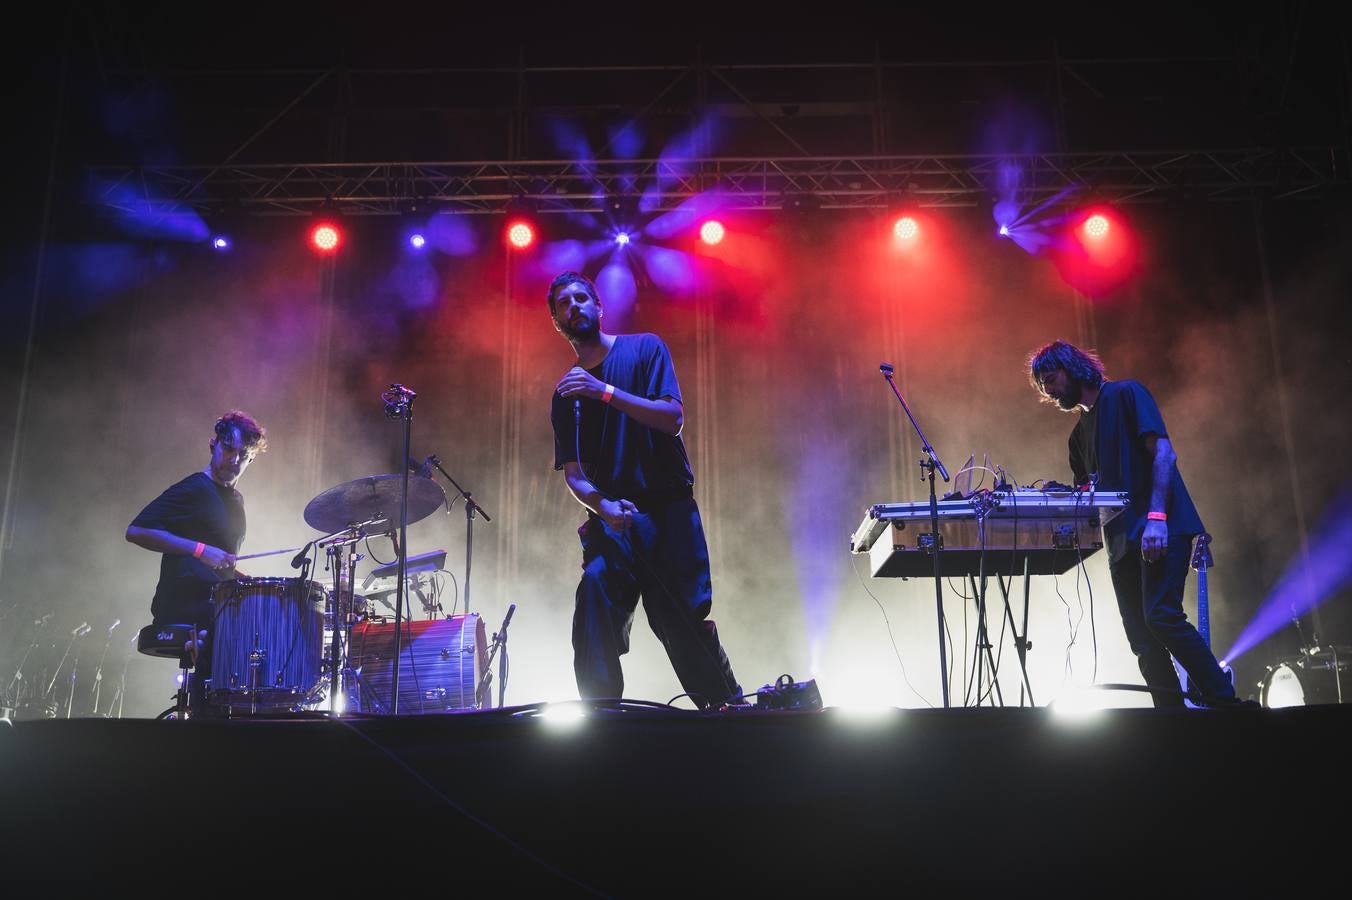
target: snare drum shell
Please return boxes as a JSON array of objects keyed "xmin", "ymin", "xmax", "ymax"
[{"xmin": 209, "ymin": 577, "xmax": 327, "ymax": 711}]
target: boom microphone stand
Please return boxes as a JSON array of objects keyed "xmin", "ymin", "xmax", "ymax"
[
  {"xmin": 880, "ymin": 363, "xmax": 952, "ymax": 708},
  {"xmin": 382, "ymin": 383, "xmax": 418, "ymax": 715},
  {"xmin": 423, "ymin": 455, "xmax": 492, "ymax": 617}
]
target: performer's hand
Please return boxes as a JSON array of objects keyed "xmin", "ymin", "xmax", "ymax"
[
  {"xmin": 1141, "ymin": 520, "xmax": 1168, "ymax": 563},
  {"xmin": 598, "ymin": 498, "xmax": 639, "ymax": 532},
  {"xmin": 556, "ymin": 366, "xmax": 606, "ymax": 401},
  {"xmin": 199, "ymin": 545, "xmax": 237, "ymax": 577}
]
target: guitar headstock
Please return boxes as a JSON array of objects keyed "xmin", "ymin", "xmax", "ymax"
[{"xmin": 1191, "ymin": 532, "xmax": 1214, "ymax": 571}]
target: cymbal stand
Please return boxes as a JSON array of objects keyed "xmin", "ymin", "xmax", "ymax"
[{"xmin": 318, "ymin": 524, "xmax": 371, "ymax": 714}]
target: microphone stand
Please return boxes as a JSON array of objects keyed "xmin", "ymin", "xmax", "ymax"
[
  {"xmin": 476, "ymin": 603, "xmax": 515, "ymax": 708},
  {"xmin": 90, "ymin": 619, "xmax": 119, "ymax": 715},
  {"xmin": 425, "ymin": 455, "xmax": 492, "ymax": 617},
  {"xmin": 383, "ymin": 384, "xmax": 418, "ymax": 715},
  {"xmin": 880, "ymin": 364, "xmax": 952, "ymax": 708}
]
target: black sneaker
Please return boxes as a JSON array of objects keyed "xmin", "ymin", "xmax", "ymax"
[{"xmin": 1199, "ymin": 695, "xmax": 1262, "ymax": 709}]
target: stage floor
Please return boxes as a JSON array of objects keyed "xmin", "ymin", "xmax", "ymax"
[{"xmin": 3, "ymin": 704, "xmax": 1347, "ymax": 890}]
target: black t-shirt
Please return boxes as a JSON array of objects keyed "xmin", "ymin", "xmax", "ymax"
[
  {"xmin": 1068, "ymin": 379, "xmax": 1204, "ymax": 560},
  {"xmin": 551, "ymin": 333, "xmax": 695, "ymax": 506},
  {"xmin": 131, "ymin": 471, "xmax": 246, "ymax": 623}
]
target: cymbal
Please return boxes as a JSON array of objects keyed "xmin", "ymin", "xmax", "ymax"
[{"xmin": 304, "ymin": 473, "xmax": 447, "ymax": 533}]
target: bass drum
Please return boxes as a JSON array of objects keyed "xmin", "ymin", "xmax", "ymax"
[
  {"xmin": 209, "ymin": 577, "xmax": 328, "ymax": 713},
  {"xmin": 1259, "ymin": 652, "xmax": 1350, "ymax": 708}
]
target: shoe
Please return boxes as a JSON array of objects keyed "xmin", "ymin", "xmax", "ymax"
[{"xmin": 1199, "ymin": 695, "xmax": 1262, "ymax": 709}]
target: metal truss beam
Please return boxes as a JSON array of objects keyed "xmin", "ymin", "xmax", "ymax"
[{"xmin": 88, "ymin": 147, "xmax": 1347, "ymax": 218}]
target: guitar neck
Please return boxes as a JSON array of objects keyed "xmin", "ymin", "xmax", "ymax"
[{"xmin": 1196, "ymin": 565, "xmax": 1210, "ymax": 649}]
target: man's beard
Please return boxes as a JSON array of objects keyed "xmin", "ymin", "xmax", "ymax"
[
  {"xmin": 1055, "ymin": 379, "xmax": 1083, "ymax": 411},
  {"xmin": 561, "ymin": 314, "xmax": 598, "ymax": 340}
]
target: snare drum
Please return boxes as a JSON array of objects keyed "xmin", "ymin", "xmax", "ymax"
[
  {"xmin": 1259, "ymin": 651, "xmax": 1350, "ymax": 708},
  {"xmin": 209, "ymin": 577, "xmax": 327, "ymax": 713}
]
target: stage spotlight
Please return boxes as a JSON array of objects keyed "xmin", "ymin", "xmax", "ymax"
[
  {"xmin": 211, "ymin": 236, "xmax": 231, "ymax": 251},
  {"xmin": 408, "ymin": 233, "xmax": 426, "ymax": 250},
  {"xmin": 507, "ymin": 221, "xmax": 535, "ymax": 249},
  {"xmin": 311, "ymin": 222, "xmax": 342, "ymax": 253},
  {"xmin": 539, "ymin": 702, "xmax": 587, "ymax": 728},
  {"xmin": 893, "ymin": 216, "xmax": 919, "ymax": 241},
  {"xmin": 615, "ymin": 231, "xmax": 631, "ymax": 246},
  {"xmin": 998, "ymin": 224, "xmax": 1011, "ymax": 237},
  {"xmin": 1083, "ymin": 214, "xmax": 1110, "ymax": 239},
  {"xmin": 699, "ymin": 220, "xmax": 725, "ymax": 246}
]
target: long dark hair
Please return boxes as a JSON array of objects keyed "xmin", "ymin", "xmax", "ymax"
[{"xmin": 1027, "ymin": 340, "xmax": 1106, "ymax": 401}]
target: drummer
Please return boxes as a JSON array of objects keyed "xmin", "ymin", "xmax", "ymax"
[{"xmin": 126, "ymin": 411, "xmax": 267, "ymax": 707}]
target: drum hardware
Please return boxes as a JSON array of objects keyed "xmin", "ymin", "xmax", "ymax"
[
  {"xmin": 301, "ymin": 453, "xmax": 451, "ymax": 716},
  {"xmin": 1259, "ymin": 644, "xmax": 1350, "ymax": 707},
  {"xmin": 345, "ymin": 615, "xmax": 487, "ymax": 715},
  {"xmin": 209, "ymin": 577, "xmax": 326, "ymax": 715},
  {"xmin": 136, "ymin": 623, "xmax": 205, "ymax": 720}
]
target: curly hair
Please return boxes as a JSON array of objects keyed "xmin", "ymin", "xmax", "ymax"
[
  {"xmin": 1027, "ymin": 340, "xmax": 1106, "ymax": 401},
  {"xmin": 546, "ymin": 271, "xmax": 599, "ymax": 313},
  {"xmin": 214, "ymin": 410, "xmax": 268, "ymax": 454}
]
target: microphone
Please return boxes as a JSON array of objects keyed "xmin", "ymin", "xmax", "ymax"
[
  {"xmin": 406, "ymin": 455, "xmax": 434, "ymax": 479},
  {"xmin": 879, "ymin": 363, "xmax": 895, "ymax": 377},
  {"xmin": 107, "ymin": 619, "xmax": 121, "ymax": 635},
  {"xmin": 72, "ymin": 622, "xmax": 91, "ymax": 637},
  {"xmin": 574, "ymin": 398, "xmax": 582, "ymax": 422},
  {"xmin": 502, "ymin": 603, "xmax": 516, "ymax": 630},
  {"xmin": 290, "ymin": 543, "xmax": 313, "ymax": 569}
]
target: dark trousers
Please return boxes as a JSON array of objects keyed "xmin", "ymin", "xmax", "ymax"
[
  {"xmin": 572, "ymin": 498, "xmax": 740, "ymax": 708},
  {"xmin": 1109, "ymin": 535, "xmax": 1235, "ymax": 707}
]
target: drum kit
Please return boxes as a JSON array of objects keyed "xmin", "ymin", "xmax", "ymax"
[
  {"xmin": 200, "ymin": 469, "xmax": 496, "ymax": 718},
  {"xmin": 1258, "ymin": 644, "xmax": 1350, "ymax": 708}
]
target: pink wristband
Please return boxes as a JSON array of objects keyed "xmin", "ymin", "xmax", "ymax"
[
  {"xmin": 1147, "ymin": 511, "xmax": 1168, "ymax": 522},
  {"xmin": 601, "ymin": 384, "xmax": 615, "ymax": 404},
  {"xmin": 193, "ymin": 541, "xmax": 206, "ymax": 559}
]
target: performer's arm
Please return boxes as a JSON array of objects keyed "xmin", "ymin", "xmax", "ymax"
[
  {"xmin": 561, "ymin": 462, "xmax": 638, "ymax": 531},
  {"xmin": 125, "ymin": 525, "xmax": 237, "ymax": 573},
  {"xmin": 555, "ymin": 367, "xmax": 683, "ymax": 435},
  {"xmin": 1140, "ymin": 434, "xmax": 1175, "ymax": 562}
]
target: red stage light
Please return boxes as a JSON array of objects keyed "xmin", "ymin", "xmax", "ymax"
[
  {"xmin": 310, "ymin": 223, "xmax": 341, "ymax": 253},
  {"xmin": 699, "ymin": 220, "xmax": 725, "ymax": 246},
  {"xmin": 1083, "ymin": 214, "xmax": 1110, "ymax": 239},
  {"xmin": 507, "ymin": 221, "xmax": 535, "ymax": 249},
  {"xmin": 893, "ymin": 216, "xmax": 919, "ymax": 241}
]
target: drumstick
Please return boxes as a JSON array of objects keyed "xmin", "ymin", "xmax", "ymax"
[{"xmin": 234, "ymin": 546, "xmax": 306, "ymax": 561}]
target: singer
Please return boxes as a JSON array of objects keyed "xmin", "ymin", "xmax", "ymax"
[
  {"xmin": 1027, "ymin": 341, "xmax": 1245, "ymax": 708},
  {"xmin": 548, "ymin": 272, "xmax": 741, "ymax": 708},
  {"xmin": 125, "ymin": 411, "xmax": 266, "ymax": 702}
]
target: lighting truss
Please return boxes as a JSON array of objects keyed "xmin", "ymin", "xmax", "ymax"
[{"xmin": 88, "ymin": 146, "xmax": 1345, "ymax": 219}]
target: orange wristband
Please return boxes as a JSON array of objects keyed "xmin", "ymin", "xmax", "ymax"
[
  {"xmin": 601, "ymin": 384, "xmax": 615, "ymax": 404},
  {"xmin": 193, "ymin": 541, "xmax": 206, "ymax": 558},
  {"xmin": 1146, "ymin": 511, "xmax": 1167, "ymax": 522}
]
